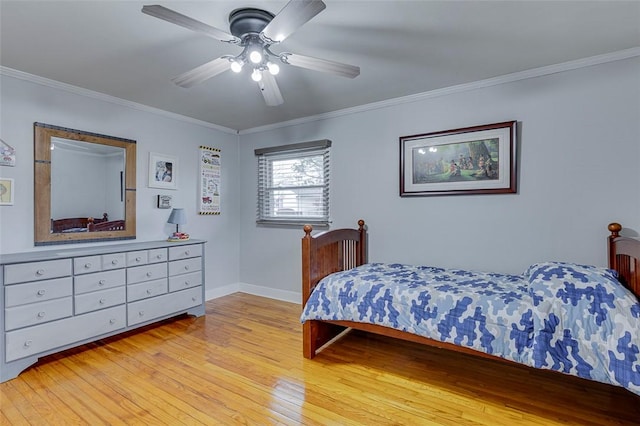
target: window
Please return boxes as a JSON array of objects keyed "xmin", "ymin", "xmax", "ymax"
[{"xmin": 255, "ymin": 140, "xmax": 331, "ymax": 226}]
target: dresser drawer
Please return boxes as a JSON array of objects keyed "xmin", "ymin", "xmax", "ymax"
[
  {"xmin": 74, "ymin": 256, "xmax": 102, "ymax": 275},
  {"xmin": 127, "ymin": 278, "xmax": 168, "ymax": 302},
  {"xmin": 6, "ymin": 305, "xmax": 126, "ymax": 362},
  {"xmin": 147, "ymin": 248, "xmax": 168, "ymax": 264},
  {"xmin": 127, "ymin": 286, "xmax": 202, "ymax": 326},
  {"xmin": 75, "ymin": 269, "xmax": 126, "ymax": 295},
  {"xmin": 168, "ymin": 271, "xmax": 202, "ymax": 292},
  {"xmin": 4, "ymin": 259, "xmax": 72, "ymax": 284},
  {"xmin": 127, "ymin": 263, "xmax": 167, "ymax": 285},
  {"xmin": 102, "ymin": 253, "xmax": 126, "ymax": 271},
  {"xmin": 168, "ymin": 244, "xmax": 202, "ymax": 261},
  {"xmin": 5, "ymin": 277, "xmax": 73, "ymax": 307},
  {"xmin": 126, "ymin": 250, "xmax": 148, "ymax": 267},
  {"xmin": 75, "ymin": 286, "xmax": 125, "ymax": 315},
  {"xmin": 5, "ymin": 297, "xmax": 73, "ymax": 331},
  {"xmin": 169, "ymin": 257, "xmax": 202, "ymax": 277}
]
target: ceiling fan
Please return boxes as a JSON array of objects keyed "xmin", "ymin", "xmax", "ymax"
[{"xmin": 141, "ymin": 0, "xmax": 360, "ymax": 106}]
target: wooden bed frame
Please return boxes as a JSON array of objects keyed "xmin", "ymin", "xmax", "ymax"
[
  {"xmin": 51, "ymin": 213, "xmax": 109, "ymax": 233},
  {"xmin": 87, "ymin": 219, "xmax": 125, "ymax": 232},
  {"xmin": 301, "ymin": 220, "xmax": 640, "ymax": 361}
]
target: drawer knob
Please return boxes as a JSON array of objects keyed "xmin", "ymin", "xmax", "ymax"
[
  {"xmin": 184, "ymin": 265, "xmax": 190, "ymax": 271},
  {"xmin": 192, "ymin": 297, "xmax": 197, "ymax": 302},
  {"xmin": 36, "ymin": 269, "xmax": 45, "ymax": 276},
  {"xmin": 184, "ymin": 250, "xmax": 190, "ymax": 256},
  {"xmin": 99, "ymin": 298, "xmax": 106, "ymax": 305},
  {"xmin": 37, "ymin": 289, "xmax": 46, "ymax": 296},
  {"xmin": 111, "ymin": 259, "xmax": 119, "ymax": 265},
  {"xmin": 24, "ymin": 340, "xmax": 33, "ymax": 348},
  {"xmin": 136, "ymin": 256, "xmax": 142, "ymax": 262},
  {"xmin": 37, "ymin": 311, "xmax": 46, "ymax": 318},
  {"xmin": 84, "ymin": 262, "xmax": 92, "ymax": 269},
  {"xmin": 184, "ymin": 281, "xmax": 189, "ymax": 286},
  {"xmin": 146, "ymin": 289, "xmax": 152, "ymax": 295},
  {"xmin": 146, "ymin": 272, "xmax": 153, "ymax": 277},
  {"xmin": 138, "ymin": 311, "xmax": 144, "ymax": 317},
  {"xmin": 156, "ymin": 255, "xmax": 162, "ymax": 259},
  {"xmin": 98, "ymin": 279, "xmax": 106, "ymax": 286},
  {"xmin": 109, "ymin": 319, "xmax": 116, "ymax": 325}
]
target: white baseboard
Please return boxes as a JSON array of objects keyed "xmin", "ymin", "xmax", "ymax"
[
  {"xmin": 206, "ymin": 282, "xmax": 301, "ymax": 305},
  {"xmin": 205, "ymin": 283, "xmax": 240, "ymax": 301}
]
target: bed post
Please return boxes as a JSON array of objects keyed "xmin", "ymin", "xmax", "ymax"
[
  {"xmin": 301, "ymin": 225, "xmax": 314, "ymax": 307},
  {"xmin": 301, "ymin": 224, "xmax": 315, "ymax": 358},
  {"xmin": 357, "ymin": 219, "xmax": 367, "ymax": 266},
  {"xmin": 607, "ymin": 222, "xmax": 621, "ymax": 271}
]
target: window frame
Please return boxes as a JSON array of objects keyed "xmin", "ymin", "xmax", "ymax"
[{"xmin": 255, "ymin": 139, "xmax": 331, "ymax": 227}]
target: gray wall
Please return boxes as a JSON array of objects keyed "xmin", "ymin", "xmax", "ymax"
[
  {"xmin": 0, "ymin": 74, "xmax": 241, "ymax": 294},
  {"xmin": 237, "ymin": 57, "xmax": 640, "ymax": 298},
  {"xmin": 1, "ymin": 56, "xmax": 638, "ymax": 302}
]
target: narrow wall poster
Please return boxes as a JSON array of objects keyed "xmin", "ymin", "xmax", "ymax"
[{"xmin": 199, "ymin": 146, "xmax": 221, "ymax": 215}]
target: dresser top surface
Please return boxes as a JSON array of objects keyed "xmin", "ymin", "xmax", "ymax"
[{"xmin": 0, "ymin": 240, "xmax": 206, "ymax": 265}]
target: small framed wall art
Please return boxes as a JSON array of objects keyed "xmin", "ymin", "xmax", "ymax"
[
  {"xmin": 148, "ymin": 152, "xmax": 177, "ymax": 190},
  {"xmin": 0, "ymin": 178, "xmax": 15, "ymax": 205},
  {"xmin": 0, "ymin": 138, "xmax": 16, "ymax": 167},
  {"xmin": 157, "ymin": 194, "xmax": 172, "ymax": 209}
]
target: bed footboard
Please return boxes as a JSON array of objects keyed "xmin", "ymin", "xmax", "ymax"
[{"xmin": 301, "ymin": 220, "xmax": 367, "ymax": 358}]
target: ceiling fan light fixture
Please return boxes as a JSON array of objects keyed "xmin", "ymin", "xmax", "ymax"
[
  {"xmin": 230, "ymin": 59, "xmax": 244, "ymax": 73},
  {"xmin": 251, "ymin": 69, "xmax": 263, "ymax": 82},
  {"xmin": 267, "ymin": 61, "xmax": 280, "ymax": 75},
  {"xmin": 249, "ymin": 47, "xmax": 263, "ymax": 64}
]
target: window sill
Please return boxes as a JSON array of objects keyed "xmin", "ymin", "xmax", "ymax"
[{"xmin": 256, "ymin": 219, "xmax": 330, "ymax": 228}]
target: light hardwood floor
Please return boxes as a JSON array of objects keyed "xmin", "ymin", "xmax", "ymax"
[{"xmin": 1, "ymin": 293, "xmax": 638, "ymax": 425}]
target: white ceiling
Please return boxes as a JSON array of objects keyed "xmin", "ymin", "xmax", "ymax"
[{"xmin": 1, "ymin": 1, "xmax": 639, "ymax": 131}]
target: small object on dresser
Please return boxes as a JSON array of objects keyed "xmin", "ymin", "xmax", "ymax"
[{"xmin": 167, "ymin": 232, "xmax": 190, "ymax": 242}]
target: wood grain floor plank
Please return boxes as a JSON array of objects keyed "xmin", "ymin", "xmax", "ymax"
[
  {"xmin": 1, "ymin": 293, "xmax": 638, "ymax": 425},
  {"xmin": 0, "ymin": 381, "xmax": 30, "ymax": 425},
  {"xmin": 39, "ymin": 364, "xmax": 122, "ymax": 426}
]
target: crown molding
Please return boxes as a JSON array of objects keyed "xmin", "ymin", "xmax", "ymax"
[
  {"xmin": 3, "ymin": 47, "xmax": 638, "ymax": 136},
  {"xmin": 239, "ymin": 47, "xmax": 640, "ymax": 135},
  {"xmin": 0, "ymin": 66, "xmax": 238, "ymax": 135}
]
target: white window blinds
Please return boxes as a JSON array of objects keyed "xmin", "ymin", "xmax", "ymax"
[{"xmin": 255, "ymin": 140, "xmax": 331, "ymax": 226}]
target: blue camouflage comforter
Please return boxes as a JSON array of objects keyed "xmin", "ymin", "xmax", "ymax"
[{"xmin": 300, "ymin": 262, "xmax": 640, "ymax": 395}]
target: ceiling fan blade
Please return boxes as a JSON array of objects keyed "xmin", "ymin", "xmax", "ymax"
[
  {"xmin": 261, "ymin": 0, "xmax": 326, "ymax": 43},
  {"xmin": 142, "ymin": 5, "xmax": 239, "ymax": 43},
  {"xmin": 258, "ymin": 72, "xmax": 284, "ymax": 106},
  {"xmin": 283, "ymin": 53, "xmax": 360, "ymax": 79},
  {"xmin": 171, "ymin": 57, "xmax": 230, "ymax": 88}
]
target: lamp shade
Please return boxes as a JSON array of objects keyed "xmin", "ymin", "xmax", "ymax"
[{"xmin": 167, "ymin": 208, "xmax": 187, "ymax": 226}]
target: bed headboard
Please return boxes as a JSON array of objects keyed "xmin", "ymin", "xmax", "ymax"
[
  {"xmin": 608, "ymin": 222, "xmax": 640, "ymax": 298},
  {"xmin": 301, "ymin": 220, "xmax": 367, "ymax": 303}
]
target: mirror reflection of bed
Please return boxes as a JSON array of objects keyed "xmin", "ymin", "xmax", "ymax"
[{"xmin": 50, "ymin": 213, "xmax": 125, "ymax": 233}]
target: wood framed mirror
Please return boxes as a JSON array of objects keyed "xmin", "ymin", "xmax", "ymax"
[{"xmin": 34, "ymin": 123, "xmax": 136, "ymax": 245}]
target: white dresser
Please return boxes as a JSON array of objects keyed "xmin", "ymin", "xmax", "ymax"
[{"xmin": 0, "ymin": 240, "xmax": 205, "ymax": 382}]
